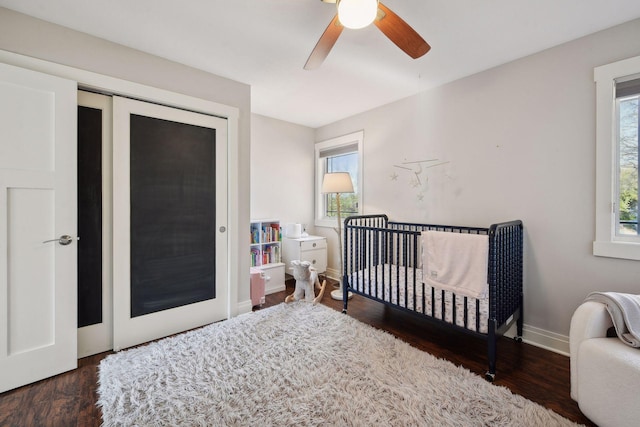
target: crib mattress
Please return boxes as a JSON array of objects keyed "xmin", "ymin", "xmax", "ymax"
[{"xmin": 349, "ymin": 264, "xmax": 489, "ymax": 334}]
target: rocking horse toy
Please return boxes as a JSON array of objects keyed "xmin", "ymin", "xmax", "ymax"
[{"xmin": 285, "ymin": 260, "xmax": 327, "ymax": 304}]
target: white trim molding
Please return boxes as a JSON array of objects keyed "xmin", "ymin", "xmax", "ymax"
[{"xmin": 504, "ymin": 323, "xmax": 570, "ymax": 356}]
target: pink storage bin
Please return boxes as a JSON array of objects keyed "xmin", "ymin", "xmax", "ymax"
[{"xmin": 250, "ymin": 267, "xmax": 266, "ymax": 307}]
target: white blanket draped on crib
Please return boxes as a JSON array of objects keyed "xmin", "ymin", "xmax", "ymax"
[{"xmin": 421, "ymin": 230, "xmax": 489, "ymax": 300}]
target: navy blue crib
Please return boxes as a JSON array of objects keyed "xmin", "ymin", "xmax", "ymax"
[{"xmin": 342, "ymin": 214, "xmax": 523, "ymax": 381}]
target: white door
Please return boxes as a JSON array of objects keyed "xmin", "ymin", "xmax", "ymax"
[
  {"xmin": 77, "ymin": 91, "xmax": 113, "ymax": 358},
  {"xmin": 0, "ymin": 63, "xmax": 77, "ymax": 393},
  {"xmin": 112, "ymin": 96, "xmax": 228, "ymax": 351}
]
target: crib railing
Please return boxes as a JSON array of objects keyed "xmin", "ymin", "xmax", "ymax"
[
  {"xmin": 488, "ymin": 220, "xmax": 524, "ymax": 329},
  {"xmin": 343, "ymin": 214, "xmax": 523, "ymax": 334}
]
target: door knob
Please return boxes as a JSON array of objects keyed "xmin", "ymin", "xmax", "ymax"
[{"xmin": 42, "ymin": 235, "xmax": 76, "ymax": 245}]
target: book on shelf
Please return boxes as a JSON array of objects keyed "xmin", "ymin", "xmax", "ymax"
[
  {"xmin": 261, "ymin": 245, "xmax": 281, "ymax": 265},
  {"xmin": 250, "ymin": 228, "xmax": 260, "ymax": 244},
  {"xmin": 261, "ymin": 223, "xmax": 281, "ymax": 243},
  {"xmin": 250, "ymin": 247, "xmax": 261, "ymax": 267},
  {"xmin": 270, "ymin": 223, "xmax": 281, "ymax": 242}
]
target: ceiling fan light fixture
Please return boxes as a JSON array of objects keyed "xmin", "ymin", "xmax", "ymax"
[{"xmin": 336, "ymin": 0, "xmax": 379, "ymax": 30}]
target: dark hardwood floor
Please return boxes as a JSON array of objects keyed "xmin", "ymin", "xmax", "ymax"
[{"xmin": 0, "ymin": 279, "xmax": 595, "ymax": 426}]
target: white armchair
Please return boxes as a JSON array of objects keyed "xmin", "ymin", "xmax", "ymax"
[{"xmin": 570, "ymin": 301, "xmax": 640, "ymax": 427}]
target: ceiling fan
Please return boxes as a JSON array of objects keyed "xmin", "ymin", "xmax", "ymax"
[{"xmin": 304, "ymin": 0, "xmax": 431, "ymax": 70}]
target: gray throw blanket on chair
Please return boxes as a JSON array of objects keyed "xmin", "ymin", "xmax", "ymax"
[{"xmin": 586, "ymin": 292, "xmax": 640, "ymax": 348}]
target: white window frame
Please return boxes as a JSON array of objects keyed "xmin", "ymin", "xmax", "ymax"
[
  {"xmin": 314, "ymin": 131, "xmax": 364, "ymax": 228},
  {"xmin": 593, "ymin": 55, "xmax": 640, "ymax": 260}
]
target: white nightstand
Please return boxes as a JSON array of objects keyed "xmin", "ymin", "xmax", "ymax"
[{"xmin": 282, "ymin": 235, "xmax": 327, "ymax": 274}]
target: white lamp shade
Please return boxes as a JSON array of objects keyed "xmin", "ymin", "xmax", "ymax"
[
  {"xmin": 322, "ymin": 172, "xmax": 354, "ymax": 194},
  {"xmin": 337, "ymin": 0, "xmax": 378, "ymax": 29}
]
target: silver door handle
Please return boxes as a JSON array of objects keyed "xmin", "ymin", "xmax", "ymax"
[{"xmin": 42, "ymin": 235, "xmax": 77, "ymax": 245}]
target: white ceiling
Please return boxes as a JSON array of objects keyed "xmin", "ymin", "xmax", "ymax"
[{"xmin": 2, "ymin": 0, "xmax": 640, "ymax": 128}]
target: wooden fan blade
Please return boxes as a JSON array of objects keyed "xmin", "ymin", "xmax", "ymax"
[
  {"xmin": 374, "ymin": 2, "xmax": 430, "ymax": 59},
  {"xmin": 304, "ymin": 14, "xmax": 343, "ymax": 70}
]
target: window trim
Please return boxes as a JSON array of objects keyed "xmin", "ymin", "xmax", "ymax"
[
  {"xmin": 594, "ymin": 55, "xmax": 640, "ymax": 260},
  {"xmin": 314, "ymin": 131, "xmax": 364, "ymax": 228}
]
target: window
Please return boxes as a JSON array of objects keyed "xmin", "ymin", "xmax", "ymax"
[
  {"xmin": 594, "ymin": 55, "xmax": 640, "ymax": 260},
  {"xmin": 315, "ymin": 131, "xmax": 363, "ymax": 227},
  {"xmin": 616, "ymin": 78, "xmax": 640, "ymax": 238}
]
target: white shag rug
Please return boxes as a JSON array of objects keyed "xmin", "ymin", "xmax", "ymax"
[{"xmin": 98, "ymin": 303, "xmax": 580, "ymax": 426}]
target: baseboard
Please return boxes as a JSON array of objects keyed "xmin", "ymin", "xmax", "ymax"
[
  {"xmin": 236, "ymin": 300, "xmax": 253, "ymax": 316},
  {"xmin": 324, "ymin": 267, "xmax": 339, "ymax": 281},
  {"xmin": 504, "ymin": 323, "xmax": 569, "ymax": 356},
  {"xmin": 266, "ymin": 284, "xmax": 286, "ymax": 295}
]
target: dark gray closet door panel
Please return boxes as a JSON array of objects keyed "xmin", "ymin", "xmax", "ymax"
[
  {"xmin": 77, "ymin": 105, "xmax": 103, "ymax": 327},
  {"xmin": 129, "ymin": 114, "xmax": 216, "ymax": 318}
]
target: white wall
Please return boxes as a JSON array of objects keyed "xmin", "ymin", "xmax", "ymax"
[
  {"xmin": 0, "ymin": 7, "xmax": 252, "ymax": 304},
  {"xmin": 250, "ymin": 114, "xmax": 316, "ymax": 231},
  {"xmin": 315, "ymin": 18, "xmax": 640, "ymax": 340}
]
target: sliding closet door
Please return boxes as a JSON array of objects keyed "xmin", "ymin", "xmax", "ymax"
[
  {"xmin": 112, "ymin": 97, "xmax": 228, "ymax": 351},
  {"xmin": 77, "ymin": 91, "xmax": 113, "ymax": 358}
]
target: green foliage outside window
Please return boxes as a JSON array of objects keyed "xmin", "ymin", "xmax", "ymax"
[
  {"xmin": 618, "ymin": 96, "xmax": 639, "ymax": 234},
  {"xmin": 619, "ymin": 167, "xmax": 638, "ymax": 233},
  {"xmin": 325, "ymin": 193, "xmax": 358, "ymax": 217}
]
